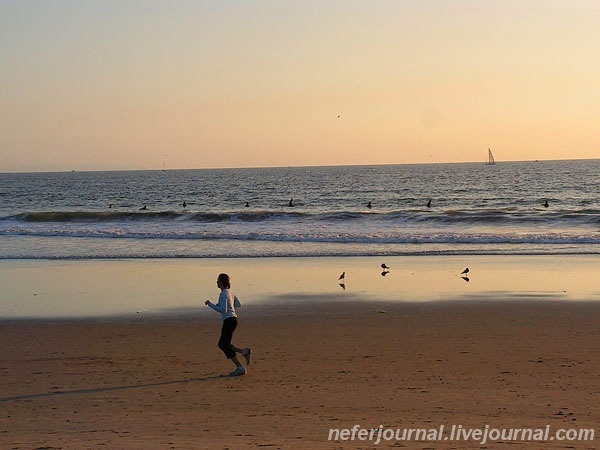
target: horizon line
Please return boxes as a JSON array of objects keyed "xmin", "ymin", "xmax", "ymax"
[{"xmin": 2, "ymin": 157, "xmax": 598, "ymax": 175}]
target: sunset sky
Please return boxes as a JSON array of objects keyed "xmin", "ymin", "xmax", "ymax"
[{"xmin": 1, "ymin": 0, "xmax": 599, "ymax": 172}]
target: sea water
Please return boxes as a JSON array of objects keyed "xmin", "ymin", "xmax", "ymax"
[{"xmin": 1, "ymin": 160, "xmax": 599, "ymax": 259}]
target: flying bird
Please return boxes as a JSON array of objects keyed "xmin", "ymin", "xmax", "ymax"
[
  {"xmin": 461, "ymin": 267, "xmax": 469, "ymax": 275},
  {"xmin": 461, "ymin": 276, "xmax": 470, "ymax": 283},
  {"xmin": 338, "ymin": 272, "xmax": 345, "ymax": 281}
]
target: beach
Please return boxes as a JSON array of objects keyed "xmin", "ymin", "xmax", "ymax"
[
  {"xmin": 1, "ymin": 256, "xmax": 599, "ymax": 448},
  {"xmin": 3, "ymin": 0, "xmax": 600, "ymax": 445}
]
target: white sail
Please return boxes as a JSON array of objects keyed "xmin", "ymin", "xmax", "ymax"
[{"xmin": 486, "ymin": 148, "xmax": 496, "ymax": 165}]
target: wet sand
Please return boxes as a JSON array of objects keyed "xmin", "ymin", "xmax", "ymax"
[
  {"xmin": 1, "ymin": 255, "xmax": 599, "ymax": 319},
  {"xmin": 2, "ymin": 298, "xmax": 600, "ymax": 448}
]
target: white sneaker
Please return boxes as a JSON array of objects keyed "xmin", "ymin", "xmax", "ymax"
[
  {"xmin": 230, "ymin": 366, "xmax": 246, "ymax": 376},
  {"xmin": 242, "ymin": 347, "xmax": 252, "ymax": 365}
]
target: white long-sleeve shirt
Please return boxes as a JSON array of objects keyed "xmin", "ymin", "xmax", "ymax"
[{"xmin": 207, "ymin": 289, "xmax": 239, "ymax": 320}]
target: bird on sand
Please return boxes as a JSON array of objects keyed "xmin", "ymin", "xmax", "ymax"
[
  {"xmin": 461, "ymin": 267, "xmax": 469, "ymax": 275},
  {"xmin": 338, "ymin": 272, "xmax": 345, "ymax": 281},
  {"xmin": 381, "ymin": 263, "xmax": 390, "ymax": 270}
]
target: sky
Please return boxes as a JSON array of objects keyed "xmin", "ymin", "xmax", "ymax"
[{"xmin": 1, "ymin": 0, "xmax": 599, "ymax": 172}]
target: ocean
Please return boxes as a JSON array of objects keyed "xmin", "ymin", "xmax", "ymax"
[{"xmin": 1, "ymin": 160, "xmax": 599, "ymax": 260}]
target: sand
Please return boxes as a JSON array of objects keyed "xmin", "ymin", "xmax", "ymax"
[
  {"xmin": 2, "ymin": 299, "xmax": 599, "ymax": 449},
  {"xmin": 1, "ymin": 255, "xmax": 599, "ymax": 319}
]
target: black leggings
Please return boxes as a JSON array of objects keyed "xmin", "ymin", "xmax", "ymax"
[{"xmin": 218, "ymin": 317, "xmax": 238, "ymax": 359}]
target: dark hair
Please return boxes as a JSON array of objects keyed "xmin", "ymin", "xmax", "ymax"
[{"xmin": 218, "ymin": 273, "xmax": 231, "ymax": 289}]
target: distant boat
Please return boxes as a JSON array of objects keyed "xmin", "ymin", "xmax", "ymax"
[{"xmin": 486, "ymin": 148, "xmax": 496, "ymax": 165}]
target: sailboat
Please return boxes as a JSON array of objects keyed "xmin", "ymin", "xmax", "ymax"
[{"xmin": 486, "ymin": 148, "xmax": 496, "ymax": 165}]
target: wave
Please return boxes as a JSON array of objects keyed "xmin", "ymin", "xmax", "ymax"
[
  {"xmin": 7, "ymin": 210, "xmax": 308, "ymax": 223},
  {"xmin": 12, "ymin": 211, "xmax": 181, "ymax": 222},
  {"xmin": 4, "ymin": 208, "xmax": 600, "ymax": 226},
  {"xmin": 2, "ymin": 227, "xmax": 599, "ymax": 246},
  {"xmin": 1, "ymin": 241, "xmax": 599, "ymax": 260}
]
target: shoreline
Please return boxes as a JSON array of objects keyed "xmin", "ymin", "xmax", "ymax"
[
  {"xmin": 1, "ymin": 254, "xmax": 599, "ymax": 320},
  {"xmin": 2, "ymin": 296, "xmax": 600, "ymax": 324},
  {"xmin": 3, "ymin": 234, "xmax": 599, "ymax": 260}
]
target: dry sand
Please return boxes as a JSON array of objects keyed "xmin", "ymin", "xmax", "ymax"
[{"xmin": 2, "ymin": 300, "xmax": 599, "ymax": 449}]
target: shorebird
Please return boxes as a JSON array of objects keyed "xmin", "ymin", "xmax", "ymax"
[
  {"xmin": 427, "ymin": 199, "xmax": 432, "ymax": 208},
  {"xmin": 381, "ymin": 263, "xmax": 390, "ymax": 270},
  {"xmin": 338, "ymin": 272, "xmax": 345, "ymax": 281},
  {"xmin": 543, "ymin": 200, "xmax": 549, "ymax": 208},
  {"xmin": 461, "ymin": 267, "xmax": 469, "ymax": 275}
]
